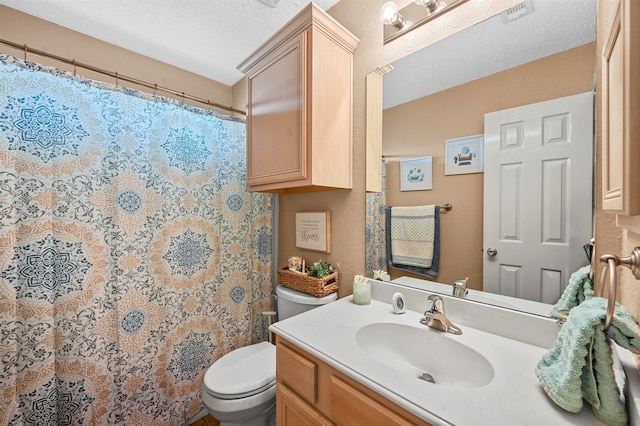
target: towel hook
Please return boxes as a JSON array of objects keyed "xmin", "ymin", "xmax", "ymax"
[{"xmin": 598, "ymin": 247, "xmax": 640, "ymax": 329}]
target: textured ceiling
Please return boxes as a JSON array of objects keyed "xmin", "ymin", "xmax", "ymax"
[
  {"xmin": 0, "ymin": 0, "xmax": 597, "ymax": 96},
  {"xmin": 384, "ymin": 0, "xmax": 597, "ymax": 109},
  {"xmin": 0, "ymin": 0, "xmax": 341, "ymax": 86}
]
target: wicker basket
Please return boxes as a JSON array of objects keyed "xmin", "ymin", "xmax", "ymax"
[{"xmin": 277, "ymin": 267, "xmax": 339, "ymax": 297}]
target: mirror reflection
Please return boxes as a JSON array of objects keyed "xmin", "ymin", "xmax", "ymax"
[{"xmin": 366, "ymin": 0, "xmax": 597, "ymax": 317}]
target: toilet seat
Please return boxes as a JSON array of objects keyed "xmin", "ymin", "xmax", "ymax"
[{"xmin": 204, "ymin": 341, "xmax": 276, "ymax": 399}]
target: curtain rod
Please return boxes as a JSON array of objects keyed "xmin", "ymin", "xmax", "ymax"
[{"xmin": 0, "ymin": 38, "xmax": 246, "ymax": 116}]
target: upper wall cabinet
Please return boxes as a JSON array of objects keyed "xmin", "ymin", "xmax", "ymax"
[
  {"xmin": 602, "ymin": 0, "xmax": 640, "ymax": 218},
  {"xmin": 238, "ymin": 3, "xmax": 359, "ymax": 193}
]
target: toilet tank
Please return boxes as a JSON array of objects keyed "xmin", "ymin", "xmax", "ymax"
[{"xmin": 276, "ymin": 285, "xmax": 337, "ymax": 320}]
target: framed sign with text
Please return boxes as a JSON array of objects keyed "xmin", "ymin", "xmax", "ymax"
[{"xmin": 295, "ymin": 211, "xmax": 331, "ymax": 253}]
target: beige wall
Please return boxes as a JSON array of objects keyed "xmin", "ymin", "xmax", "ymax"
[
  {"xmin": 0, "ymin": 6, "xmax": 239, "ymax": 115},
  {"xmin": 383, "ymin": 43, "xmax": 595, "ymax": 291}
]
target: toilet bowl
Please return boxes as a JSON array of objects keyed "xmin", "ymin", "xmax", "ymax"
[
  {"xmin": 203, "ymin": 341, "xmax": 276, "ymax": 426},
  {"xmin": 202, "ymin": 285, "xmax": 337, "ymax": 426}
]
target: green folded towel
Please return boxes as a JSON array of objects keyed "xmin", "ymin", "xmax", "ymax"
[
  {"xmin": 550, "ymin": 265, "xmax": 594, "ymax": 318},
  {"xmin": 535, "ymin": 297, "xmax": 640, "ymax": 426}
]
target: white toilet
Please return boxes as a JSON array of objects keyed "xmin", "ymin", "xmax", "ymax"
[{"xmin": 202, "ymin": 284, "xmax": 337, "ymax": 426}]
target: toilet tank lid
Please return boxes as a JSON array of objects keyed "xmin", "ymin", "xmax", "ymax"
[
  {"xmin": 204, "ymin": 341, "xmax": 276, "ymax": 398},
  {"xmin": 276, "ymin": 285, "xmax": 338, "ymax": 305}
]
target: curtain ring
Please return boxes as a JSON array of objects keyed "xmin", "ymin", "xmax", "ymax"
[
  {"xmin": 72, "ymin": 59, "xmax": 76, "ymax": 77},
  {"xmin": 23, "ymin": 44, "xmax": 27, "ymax": 61},
  {"xmin": 153, "ymin": 84, "xmax": 157, "ymax": 96},
  {"xmin": 115, "ymin": 72, "xmax": 119, "ymax": 86}
]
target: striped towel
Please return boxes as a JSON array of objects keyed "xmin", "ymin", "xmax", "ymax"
[{"xmin": 389, "ymin": 205, "xmax": 436, "ymax": 268}]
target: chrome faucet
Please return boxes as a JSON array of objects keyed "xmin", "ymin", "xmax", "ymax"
[
  {"xmin": 452, "ymin": 277, "xmax": 469, "ymax": 298},
  {"xmin": 420, "ymin": 294, "xmax": 463, "ymax": 335}
]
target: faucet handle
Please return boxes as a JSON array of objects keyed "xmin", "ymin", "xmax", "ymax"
[
  {"xmin": 426, "ymin": 294, "xmax": 445, "ymax": 314},
  {"xmin": 421, "ymin": 311, "xmax": 433, "ymax": 325}
]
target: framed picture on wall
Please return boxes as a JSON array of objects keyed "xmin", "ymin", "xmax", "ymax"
[
  {"xmin": 445, "ymin": 134, "xmax": 484, "ymax": 175},
  {"xmin": 400, "ymin": 156, "xmax": 432, "ymax": 191},
  {"xmin": 295, "ymin": 211, "xmax": 331, "ymax": 253}
]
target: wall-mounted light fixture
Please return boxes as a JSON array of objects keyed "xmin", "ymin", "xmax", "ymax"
[
  {"xmin": 379, "ymin": 2, "xmax": 408, "ymax": 30},
  {"xmin": 381, "ymin": 0, "xmax": 469, "ymax": 44}
]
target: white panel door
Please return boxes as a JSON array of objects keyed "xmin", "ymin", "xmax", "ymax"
[{"xmin": 483, "ymin": 92, "xmax": 593, "ymax": 303}]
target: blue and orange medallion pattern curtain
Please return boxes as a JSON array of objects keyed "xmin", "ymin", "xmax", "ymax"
[
  {"xmin": 366, "ymin": 160, "xmax": 387, "ymax": 276},
  {"xmin": 0, "ymin": 54, "xmax": 273, "ymax": 425}
]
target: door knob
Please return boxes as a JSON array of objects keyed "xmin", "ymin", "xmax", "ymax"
[{"xmin": 487, "ymin": 248, "xmax": 498, "ymax": 257}]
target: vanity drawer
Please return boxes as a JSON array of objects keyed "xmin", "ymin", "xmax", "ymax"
[{"xmin": 276, "ymin": 340, "xmax": 318, "ymax": 404}]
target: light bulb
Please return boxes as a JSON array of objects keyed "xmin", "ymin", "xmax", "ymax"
[
  {"xmin": 415, "ymin": 0, "xmax": 442, "ymax": 13},
  {"xmin": 379, "ymin": 2, "xmax": 400, "ymax": 25}
]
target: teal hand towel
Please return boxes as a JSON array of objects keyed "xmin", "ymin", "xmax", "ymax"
[
  {"xmin": 550, "ymin": 265, "xmax": 594, "ymax": 318},
  {"xmin": 535, "ymin": 298, "xmax": 640, "ymax": 426}
]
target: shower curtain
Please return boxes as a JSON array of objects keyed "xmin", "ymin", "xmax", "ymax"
[
  {"xmin": 366, "ymin": 160, "xmax": 387, "ymax": 276},
  {"xmin": 0, "ymin": 54, "xmax": 273, "ymax": 425}
]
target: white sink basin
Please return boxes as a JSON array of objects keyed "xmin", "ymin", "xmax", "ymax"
[{"xmin": 355, "ymin": 322, "xmax": 494, "ymax": 389}]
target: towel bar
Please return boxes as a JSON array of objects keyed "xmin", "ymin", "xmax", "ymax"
[{"xmin": 598, "ymin": 247, "xmax": 640, "ymax": 329}]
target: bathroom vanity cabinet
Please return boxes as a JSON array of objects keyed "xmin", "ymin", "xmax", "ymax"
[
  {"xmin": 237, "ymin": 4, "xmax": 358, "ymax": 193},
  {"xmin": 271, "ymin": 282, "xmax": 614, "ymax": 425},
  {"xmin": 275, "ymin": 336, "xmax": 430, "ymax": 426},
  {"xmin": 601, "ymin": 0, "xmax": 640, "ymax": 218}
]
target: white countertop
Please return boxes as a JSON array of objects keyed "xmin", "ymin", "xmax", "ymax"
[{"xmin": 271, "ymin": 288, "xmax": 610, "ymax": 425}]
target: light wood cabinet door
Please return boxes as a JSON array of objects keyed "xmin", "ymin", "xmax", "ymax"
[
  {"xmin": 276, "ymin": 384, "xmax": 333, "ymax": 426},
  {"xmin": 246, "ymin": 32, "xmax": 307, "ymax": 188},
  {"xmin": 601, "ymin": 0, "xmax": 640, "ymax": 216},
  {"xmin": 329, "ymin": 375, "xmax": 418, "ymax": 426},
  {"xmin": 238, "ymin": 3, "xmax": 358, "ymax": 193}
]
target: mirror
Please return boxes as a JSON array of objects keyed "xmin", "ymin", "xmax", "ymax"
[{"xmin": 366, "ymin": 0, "xmax": 597, "ymax": 317}]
